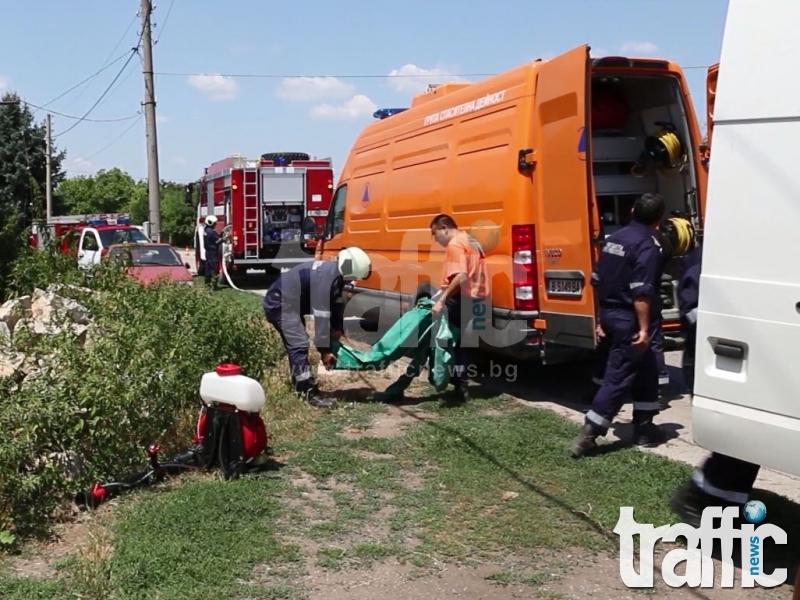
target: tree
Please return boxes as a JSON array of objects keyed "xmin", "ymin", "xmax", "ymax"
[
  {"xmin": 56, "ymin": 167, "xmax": 146, "ymax": 215},
  {"xmin": 0, "ymin": 91, "xmax": 66, "ymax": 298}
]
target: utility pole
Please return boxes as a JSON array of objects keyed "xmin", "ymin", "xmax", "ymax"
[
  {"xmin": 46, "ymin": 113, "xmax": 52, "ymax": 219},
  {"xmin": 140, "ymin": 0, "xmax": 161, "ymax": 241}
]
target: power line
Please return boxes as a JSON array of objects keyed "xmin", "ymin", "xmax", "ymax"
[
  {"xmin": 53, "ymin": 34, "xmax": 143, "ymax": 139},
  {"xmin": 154, "ymin": 0, "xmax": 175, "ymax": 44},
  {"xmin": 24, "ymin": 102, "xmax": 140, "ymax": 123},
  {"xmin": 31, "ymin": 53, "xmax": 130, "ymax": 114},
  {"xmin": 65, "ymin": 114, "xmax": 144, "ymax": 166},
  {"xmin": 153, "ymin": 65, "xmax": 713, "ymax": 79}
]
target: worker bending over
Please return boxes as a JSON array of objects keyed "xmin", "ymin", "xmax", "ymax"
[
  {"xmin": 571, "ymin": 193, "xmax": 668, "ymax": 457},
  {"xmin": 429, "ymin": 213, "xmax": 489, "ymax": 403},
  {"xmin": 262, "ymin": 247, "xmax": 372, "ymax": 409}
]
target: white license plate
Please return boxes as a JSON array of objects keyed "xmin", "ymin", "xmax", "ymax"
[
  {"xmin": 547, "ymin": 278, "xmax": 582, "ymax": 297},
  {"xmin": 307, "ymin": 210, "xmax": 328, "ymax": 217}
]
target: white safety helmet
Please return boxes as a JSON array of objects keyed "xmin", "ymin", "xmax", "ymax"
[
  {"xmin": 337, "ymin": 246, "xmax": 371, "ymax": 280},
  {"xmin": 205, "ymin": 215, "xmax": 218, "ymax": 226}
]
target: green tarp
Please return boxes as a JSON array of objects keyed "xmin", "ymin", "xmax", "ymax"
[{"xmin": 331, "ymin": 298, "xmax": 458, "ymax": 396}]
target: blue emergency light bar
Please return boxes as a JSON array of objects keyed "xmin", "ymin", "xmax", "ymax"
[
  {"xmin": 88, "ymin": 217, "xmax": 131, "ymax": 226},
  {"xmin": 373, "ymin": 108, "xmax": 408, "ymax": 120}
]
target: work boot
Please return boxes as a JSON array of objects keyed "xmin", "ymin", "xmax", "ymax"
[
  {"xmin": 669, "ymin": 480, "xmax": 743, "ymax": 529},
  {"xmin": 571, "ymin": 423, "xmax": 599, "ymax": 458},
  {"xmin": 295, "ymin": 381, "xmax": 337, "ymax": 409},
  {"xmin": 450, "ymin": 379, "xmax": 471, "ymax": 404},
  {"xmin": 633, "ymin": 420, "xmax": 667, "ymax": 447}
]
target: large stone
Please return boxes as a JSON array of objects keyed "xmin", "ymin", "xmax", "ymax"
[
  {"xmin": 30, "ymin": 289, "xmax": 91, "ymax": 326},
  {"xmin": 0, "ymin": 352, "xmax": 25, "ymax": 380},
  {"xmin": 0, "ymin": 295, "xmax": 32, "ymax": 335}
]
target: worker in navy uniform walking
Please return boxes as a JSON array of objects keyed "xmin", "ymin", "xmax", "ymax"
[
  {"xmin": 585, "ymin": 226, "xmax": 672, "ymax": 405},
  {"xmin": 263, "ymin": 247, "xmax": 372, "ymax": 409},
  {"xmin": 572, "ymin": 193, "xmax": 668, "ymax": 457},
  {"xmin": 203, "ymin": 215, "xmax": 222, "ymax": 290},
  {"xmin": 669, "ymin": 244, "xmax": 761, "ymax": 524}
]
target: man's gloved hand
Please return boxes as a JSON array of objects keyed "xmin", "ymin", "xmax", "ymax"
[{"xmin": 320, "ymin": 351, "xmax": 337, "ymax": 368}]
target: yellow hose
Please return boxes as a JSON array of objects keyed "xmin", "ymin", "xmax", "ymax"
[{"xmin": 664, "ymin": 216, "xmax": 695, "ymax": 257}]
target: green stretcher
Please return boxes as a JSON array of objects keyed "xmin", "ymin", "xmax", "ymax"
[{"xmin": 331, "ymin": 298, "xmax": 458, "ymax": 397}]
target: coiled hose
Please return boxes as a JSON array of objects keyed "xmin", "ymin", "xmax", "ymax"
[
  {"xmin": 219, "ymin": 224, "xmax": 243, "ymax": 291},
  {"xmin": 661, "ymin": 216, "xmax": 695, "ymax": 257},
  {"xmin": 632, "ymin": 123, "xmax": 688, "ymax": 177}
]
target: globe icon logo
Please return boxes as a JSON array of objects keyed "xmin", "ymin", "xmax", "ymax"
[{"xmin": 743, "ymin": 500, "xmax": 767, "ymax": 524}]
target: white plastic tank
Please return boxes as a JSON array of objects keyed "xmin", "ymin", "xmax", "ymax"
[{"xmin": 199, "ymin": 364, "xmax": 266, "ymax": 413}]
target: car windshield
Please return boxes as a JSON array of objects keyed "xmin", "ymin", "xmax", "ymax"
[
  {"xmin": 109, "ymin": 245, "xmax": 183, "ymax": 267},
  {"xmin": 98, "ymin": 228, "xmax": 149, "ymax": 247}
]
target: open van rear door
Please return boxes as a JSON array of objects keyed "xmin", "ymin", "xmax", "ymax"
[
  {"xmin": 703, "ymin": 63, "xmax": 719, "ymax": 164},
  {"xmin": 532, "ymin": 44, "xmax": 598, "ymax": 349}
]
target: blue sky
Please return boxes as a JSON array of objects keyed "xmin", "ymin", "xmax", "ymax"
[{"xmin": 0, "ymin": 0, "xmax": 729, "ymax": 184}]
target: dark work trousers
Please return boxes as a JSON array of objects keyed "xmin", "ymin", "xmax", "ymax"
[
  {"xmin": 682, "ymin": 328, "xmax": 697, "ymax": 392},
  {"xmin": 263, "ymin": 290, "xmax": 314, "ymax": 391},
  {"xmin": 593, "ymin": 318, "xmax": 668, "ymax": 390},
  {"xmin": 692, "ymin": 452, "xmax": 761, "ymax": 504},
  {"xmin": 585, "ymin": 309, "xmax": 660, "ymax": 435},
  {"xmin": 204, "ymin": 252, "xmax": 219, "ymax": 286}
]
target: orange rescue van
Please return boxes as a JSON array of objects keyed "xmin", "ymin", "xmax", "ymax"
[{"xmin": 316, "ymin": 44, "xmax": 708, "ymax": 363}]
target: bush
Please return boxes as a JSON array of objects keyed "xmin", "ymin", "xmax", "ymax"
[{"xmin": 0, "ymin": 245, "xmax": 283, "ymax": 544}]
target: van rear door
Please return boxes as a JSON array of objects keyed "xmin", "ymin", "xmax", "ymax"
[
  {"xmin": 692, "ymin": 0, "xmax": 800, "ymax": 478},
  {"xmin": 704, "ymin": 63, "xmax": 719, "ymax": 162},
  {"xmin": 532, "ymin": 44, "xmax": 598, "ymax": 349}
]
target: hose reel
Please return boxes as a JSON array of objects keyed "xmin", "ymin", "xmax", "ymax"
[
  {"xmin": 632, "ymin": 121, "xmax": 687, "ymax": 176},
  {"xmin": 659, "ymin": 213, "xmax": 696, "ymax": 258}
]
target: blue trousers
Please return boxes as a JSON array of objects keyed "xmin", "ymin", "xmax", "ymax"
[
  {"xmin": 593, "ymin": 319, "xmax": 668, "ymax": 388},
  {"xmin": 585, "ymin": 310, "xmax": 660, "ymax": 435},
  {"xmin": 263, "ymin": 290, "xmax": 314, "ymax": 390}
]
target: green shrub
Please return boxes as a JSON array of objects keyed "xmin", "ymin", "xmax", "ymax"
[{"xmin": 0, "ymin": 246, "xmax": 283, "ymax": 543}]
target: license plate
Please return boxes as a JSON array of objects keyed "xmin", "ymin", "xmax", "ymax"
[
  {"xmin": 547, "ymin": 278, "xmax": 582, "ymax": 297},
  {"xmin": 307, "ymin": 210, "xmax": 328, "ymax": 217}
]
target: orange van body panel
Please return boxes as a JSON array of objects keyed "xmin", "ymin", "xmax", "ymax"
[{"xmin": 319, "ymin": 45, "xmax": 708, "ymax": 358}]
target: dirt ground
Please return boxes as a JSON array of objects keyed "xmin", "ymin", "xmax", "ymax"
[{"xmin": 5, "ymin": 323, "xmax": 797, "ymax": 599}]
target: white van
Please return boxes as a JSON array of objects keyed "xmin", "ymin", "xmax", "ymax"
[{"xmin": 691, "ymin": 0, "xmax": 800, "ymax": 478}]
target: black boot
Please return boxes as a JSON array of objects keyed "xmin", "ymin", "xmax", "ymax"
[
  {"xmin": 571, "ymin": 423, "xmax": 599, "ymax": 458},
  {"xmin": 633, "ymin": 420, "xmax": 667, "ymax": 447},
  {"xmin": 669, "ymin": 479, "xmax": 743, "ymax": 529},
  {"xmin": 295, "ymin": 381, "xmax": 337, "ymax": 409},
  {"xmin": 448, "ymin": 378, "xmax": 471, "ymax": 404}
]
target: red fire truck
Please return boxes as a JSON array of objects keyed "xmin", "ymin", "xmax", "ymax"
[
  {"xmin": 30, "ymin": 213, "xmax": 151, "ymax": 269},
  {"xmin": 188, "ymin": 152, "xmax": 335, "ymax": 280}
]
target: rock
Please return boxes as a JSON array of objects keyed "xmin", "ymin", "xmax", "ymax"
[
  {"xmin": 0, "ymin": 296, "xmax": 32, "ymax": 335},
  {"xmin": 0, "ymin": 352, "xmax": 25, "ymax": 380},
  {"xmin": 30, "ymin": 288, "xmax": 91, "ymax": 326},
  {"xmin": 0, "ymin": 322, "xmax": 10, "ymax": 343}
]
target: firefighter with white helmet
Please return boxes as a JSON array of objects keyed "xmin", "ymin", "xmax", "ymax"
[
  {"xmin": 203, "ymin": 215, "xmax": 223, "ymax": 289},
  {"xmin": 262, "ymin": 247, "xmax": 372, "ymax": 409}
]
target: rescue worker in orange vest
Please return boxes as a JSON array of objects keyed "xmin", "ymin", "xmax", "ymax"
[{"xmin": 430, "ymin": 213, "xmax": 490, "ymax": 404}]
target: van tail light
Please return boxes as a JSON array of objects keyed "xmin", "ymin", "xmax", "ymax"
[{"xmin": 511, "ymin": 224, "xmax": 538, "ymax": 311}]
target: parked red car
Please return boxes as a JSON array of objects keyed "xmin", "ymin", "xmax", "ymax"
[{"xmin": 105, "ymin": 243, "xmax": 194, "ymax": 286}]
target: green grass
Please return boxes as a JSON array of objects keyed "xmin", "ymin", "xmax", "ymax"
[{"xmin": 3, "ymin": 392, "xmax": 800, "ymax": 598}]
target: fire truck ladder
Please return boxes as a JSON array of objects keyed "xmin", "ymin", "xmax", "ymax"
[{"xmin": 243, "ymin": 165, "xmax": 260, "ymax": 259}]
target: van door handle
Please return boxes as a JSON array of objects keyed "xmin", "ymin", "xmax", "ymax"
[{"xmin": 713, "ymin": 340, "xmax": 745, "ymax": 360}]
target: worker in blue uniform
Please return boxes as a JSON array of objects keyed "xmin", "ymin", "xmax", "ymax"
[
  {"xmin": 263, "ymin": 247, "xmax": 372, "ymax": 409},
  {"xmin": 571, "ymin": 193, "xmax": 668, "ymax": 458},
  {"xmin": 676, "ymin": 245, "xmax": 702, "ymax": 391},
  {"xmin": 669, "ymin": 244, "xmax": 761, "ymax": 526},
  {"xmin": 584, "ymin": 227, "xmax": 672, "ymax": 405},
  {"xmin": 203, "ymin": 215, "xmax": 222, "ymax": 290}
]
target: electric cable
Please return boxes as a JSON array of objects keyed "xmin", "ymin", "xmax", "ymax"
[
  {"xmin": 152, "ymin": 65, "xmax": 712, "ymax": 79},
  {"xmin": 154, "ymin": 0, "xmax": 175, "ymax": 44},
  {"xmin": 64, "ymin": 114, "xmax": 143, "ymax": 167},
  {"xmin": 23, "ymin": 102, "xmax": 140, "ymax": 123},
  {"xmin": 53, "ymin": 42, "xmax": 141, "ymax": 139}
]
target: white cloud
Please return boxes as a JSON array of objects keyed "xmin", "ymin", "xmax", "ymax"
[
  {"xmin": 276, "ymin": 76, "xmax": 354, "ymax": 102},
  {"xmin": 0, "ymin": 76, "xmax": 7, "ymax": 93},
  {"xmin": 387, "ymin": 64, "xmax": 462, "ymax": 94},
  {"xmin": 65, "ymin": 156, "xmax": 95, "ymax": 171},
  {"xmin": 173, "ymin": 157, "xmax": 187, "ymax": 165},
  {"xmin": 187, "ymin": 74, "xmax": 239, "ymax": 101},
  {"xmin": 309, "ymin": 94, "xmax": 377, "ymax": 121},
  {"xmin": 156, "ymin": 114, "xmax": 168, "ymax": 123},
  {"xmin": 589, "ymin": 47, "xmax": 610, "ymax": 57},
  {"xmin": 618, "ymin": 41, "xmax": 659, "ymax": 55}
]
